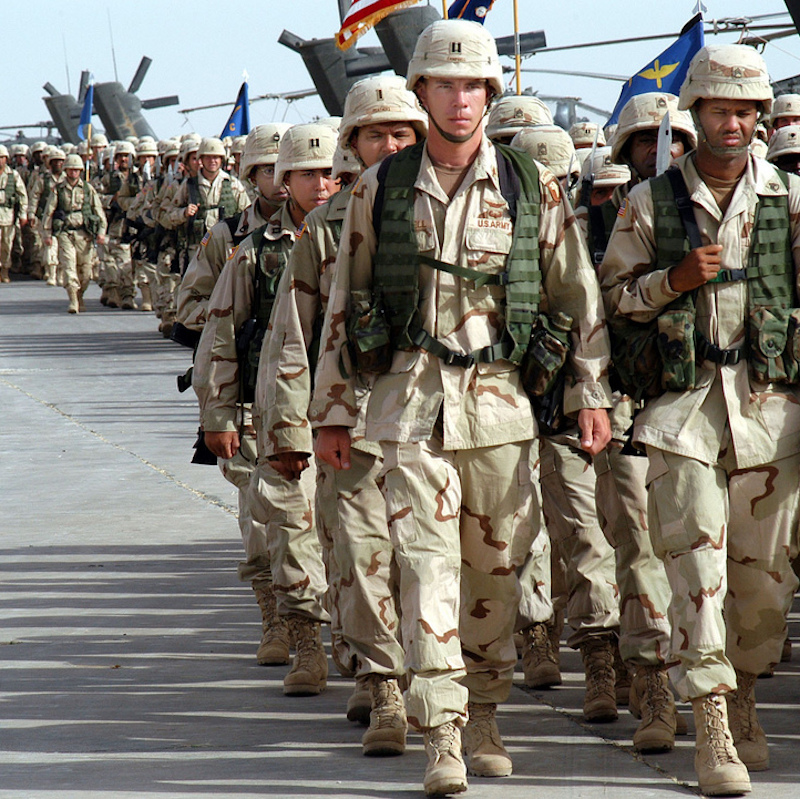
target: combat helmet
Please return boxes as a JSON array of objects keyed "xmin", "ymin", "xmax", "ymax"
[
  {"xmin": 406, "ymin": 19, "xmax": 504, "ymax": 97},
  {"xmin": 511, "ymin": 124, "xmax": 578, "ymax": 180},
  {"xmin": 136, "ymin": 140, "xmax": 159, "ymax": 158},
  {"xmin": 678, "ymin": 44, "xmax": 773, "ymax": 114},
  {"xmin": 771, "ymin": 93, "xmax": 800, "ymax": 126},
  {"xmin": 0, "ymin": 145, "xmax": 9, "ymax": 159},
  {"xmin": 339, "ymin": 75, "xmax": 427, "ymax": 158},
  {"xmin": 569, "ymin": 121, "xmax": 605, "ymax": 149},
  {"xmin": 239, "ymin": 123, "xmax": 292, "ymax": 180},
  {"xmin": 274, "ymin": 123, "xmax": 337, "ymax": 186},
  {"xmin": 64, "ymin": 154, "xmax": 84, "ymax": 170},
  {"xmin": 197, "ymin": 137, "xmax": 226, "ymax": 158},
  {"xmin": 114, "ymin": 141, "xmax": 136, "ymax": 158},
  {"xmin": 611, "ymin": 92, "xmax": 697, "ymax": 164},
  {"xmin": 90, "ymin": 133, "xmax": 109, "ymax": 148},
  {"xmin": 767, "ymin": 124, "xmax": 800, "ymax": 164},
  {"xmin": 580, "ymin": 146, "xmax": 631, "ymax": 188},
  {"xmin": 332, "ymin": 143, "xmax": 363, "ymax": 183},
  {"xmin": 486, "ymin": 93, "xmax": 553, "ymax": 142}
]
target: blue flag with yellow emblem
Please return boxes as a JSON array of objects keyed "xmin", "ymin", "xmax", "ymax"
[
  {"xmin": 77, "ymin": 82, "xmax": 94, "ymax": 141},
  {"xmin": 607, "ymin": 14, "xmax": 704, "ymax": 126},
  {"xmin": 448, "ymin": 0, "xmax": 497, "ymax": 24},
  {"xmin": 220, "ymin": 82, "xmax": 250, "ymax": 138}
]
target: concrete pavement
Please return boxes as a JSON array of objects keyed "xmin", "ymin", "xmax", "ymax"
[{"xmin": 1, "ymin": 276, "xmax": 799, "ymax": 799}]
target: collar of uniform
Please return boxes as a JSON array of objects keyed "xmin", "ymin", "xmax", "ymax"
[
  {"xmin": 415, "ymin": 135, "xmax": 499, "ymax": 204},
  {"xmin": 197, "ymin": 170, "xmax": 230, "ymax": 189},
  {"xmin": 327, "ymin": 182, "xmax": 354, "ymax": 221},
  {"xmin": 264, "ymin": 201, "xmax": 296, "ymax": 241},
  {"xmin": 238, "ymin": 201, "xmax": 269, "ymax": 237}
]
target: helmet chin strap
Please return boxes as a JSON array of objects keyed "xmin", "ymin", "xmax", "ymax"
[
  {"xmin": 691, "ymin": 107, "xmax": 753, "ymax": 158},
  {"xmin": 428, "ymin": 112, "xmax": 483, "ymax": 144}
]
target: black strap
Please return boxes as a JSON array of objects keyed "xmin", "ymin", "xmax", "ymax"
[
  {"xmin": 223, "ymin": 212, "xmax": 249, "ymax": 247},
  {"xmin": 372, "ymin": 153, "xmax": 395, "ymax": 239},
  {"xmin": 665, "ymin": 168, "xmax": 703, "ymax": 250}
]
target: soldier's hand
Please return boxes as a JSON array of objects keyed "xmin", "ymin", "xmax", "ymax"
[
  {"xmin": 28, "ymin": 218, "xmax": 37, "ymax": 229},
  {"xmin": 186, "ymin": 204, "xmax": 199, "ymax": 218},
  {"xmin": 578, "ymin": 408, "xmax": 611, "ymax": 456},
  {"xmin": 96, "ymin": 234, "xmax": 106, "ymax": 245},
  {"xmin": 204, "ymin": 430, "xmax": 240, "ymax": 460},
  {"xmin": 268, "ymin": 452, "xmax": 310, "ymax": 481},
  {"xmin": 314, "ymin": 426, "xmax": 351, "ymax": 470},
  {"xmin": 19, "ymin": 218, "xmax": 28, "ymax": 228},
  {"xmin": 44, "ymin": 236, "xmax": 52, "ymax": 247},
  {"xmin": 668, "ymin": 245, "xmax": 724, "ymax": 292}
]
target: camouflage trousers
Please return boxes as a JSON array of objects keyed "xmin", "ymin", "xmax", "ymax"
[
  {"xmin": 539, "ymin": 435, "xmax": 620, "ymax": 648},
  {"xmin": 154, "ymin": 249, "xmax": 179, "ymax": 321},
  {"xmin": 317, "ymin": 447, "xmax": 405, "ymax": 679},
  {"xmin": 103, "ymin": 239, "xmax": 133, "ymax": 300},
  {"xmin": 594, "ymin": 442, "xmax": 672, "ymax": 666},
  {"xmin": 56, "ymin": 230, "xmax": 94, "ymax": 292},
  {"xmin": 247, "ymin": 454, "xmax": 329, "ymax": 623},
  {"xmin": 380, "ymin": 436, "xmax": 538, "ymax": 730},
  {"xmin": 646, "ymin": 442, "xmax": 800, "ymax": 701},
  {"xmin": 0, "ymin": 223, "xmax": 15, "ymax": 280}
]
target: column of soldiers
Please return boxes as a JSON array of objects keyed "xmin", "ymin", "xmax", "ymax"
[{"xmin": 2, "ymin": 20, "xmax": 800, "ymax": 799}]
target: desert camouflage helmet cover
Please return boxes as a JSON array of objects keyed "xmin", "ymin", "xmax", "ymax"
[
  {"xmin": 771, "ymin": 93, "xmax": 800, "ymax": 123},
  {"xmin": 511, "ymin": 125, "xmax": 578, "ymax": 179},
  {"xmin": 46, "ymin": 146, "xmax": 66, "ymax": 162},
  {"xmin": 239, "ymin": 123, "xmax": 292, "ymax": 179},
  {"xmin": 486, "ymin": 94, "xmax": 553, "ymax": 140},
  {"xmin": 580, "ymin": 146, "xmax": 631, "ymax": 188},
  {"xmin": 406, "ymin": 19, "xmax": 504, "ymax": 97},
  {"xmin": 9, "ymin": 144, "xmax": 28, "ymax": 158},
  {"xmin": 332, "ymin": 142, "xmax": 363, "ymax": 181},
  {"xmin": 64, "ymin": 154, "xmax": 84, "ymax": 170},
  {"xmin": 76, "ymin": 141, "xmax": 91, "ymax": 155},
  {"xmin": 230, "ymin": 135, "xmax": 247, "ymax": 155},
  {"xmin": 179, "ymin": 139, "xmax": 199, "ymax": 162},
  {"xmin": 0, "ymin": 145, "xmax": 9, "ymax": 159},
  {"xmin": 136, "ymin": 140, "xmax": 159, "ymax": 158},
  {"xmin": 678, "ymin": 43, "xmax": 774, "ymax": 114},
  {"xmin": 31, "ymin": 141, "xmax": 48, "ymax": 154},
  {"xmin": 767, "ymin": 124, "xmax": 800, "ymax": 161},
  {"xmin": 197, "ymin": 137, "xmax": 227, "ymax": 158},
  {"xmin": 274, "ymin": 123, "xmax": 337, "ymax": 186},
  {"xmin": 569, "ymin": 121, "xmax": 605, "ymax": 148},
  {"xmin": 90, "ymin": 133, "xmax": 109, "ymax": 148},
  {"xmin": 339, "ymin": 75, "xmax": 428, "ymax": 152},
  {"xmin": 611, "ymin": 92, "xmax": 698, "ymax": 163},
  {"xmin": 114, "ymin": 141, "xmax": 136, "ymax": 158}
]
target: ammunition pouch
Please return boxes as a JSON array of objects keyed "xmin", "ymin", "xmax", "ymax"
[
  {"xmin": 84, "ymin": 213, "xmax": 101, "ymax": 238},
  {"xmin": 236, "ymin": 317, "xmax": 265, "ymax": 404},
  {"xmin": 656, "ymin": 307, "xmax": 697, "ymax": 392},
  {"xmin": 748, "ymin": 306, "xmax": 800, "ymax": 384},
  {"xmin": 520, "ymin": 312, "xmax": 573, "ymax": 398},
  {"xmin": 347, "ymin": 289, "xmax": 393, "ymax": 375},
  {"xmin": 51, "ymin": 210, "xmax": 66, "ymax": 235}
]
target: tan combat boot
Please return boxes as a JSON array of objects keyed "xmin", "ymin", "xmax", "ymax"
[
  {"xmin": 613, "ymin": 642, "xmax": 632, "ymax": 706},
  {"xmin": 631, "ymin": 665, "xmax": 677, "ymax": 752},
  {"xmin": 463, "ymin": 701, "xmax": 512, "ymax": 777},
  {"xmin": 521, "ymin": 621, "xmax": 561, "ymax": 688},
  {"xmin": 283, "ymin": 614, "xmax": 328, "ymax": 696},
  {"xmin": 252, "ymin": 583, "xmax": 291, "ymax": 665},
  {"xmin": 579, "ymin": 635, "xmax": 618, "ymax": 722},
  {"xmin": 67, "ymin": 287, "xmax": 79, "ymax": 314},
  {"xmin": 423, "ymin": 721, "xmax": 468, "ymax": 797},
  {"xmin": 78, "ymin": 287, "xmax": 87, "ymax": 313},
  {"xmin": 106, "ymin": 286, "xmax": 121, "ymax": 308},
  {"xmin": 361, "ymin": 675, "xmax": 407, "ymax": 756},
  {"xmin": 139, "ymin": 283, "xmax": 153, "ymax": 312},
  {"xmin": 347, "ymin": 674, "xmax": 372, "ymax": 724},
  {"xmin": 692, "ymin": 693, "xmax": 751, "ymax": 796},
  {"xmin": 726, "ymin": 669, "xmax": 769, "ymax": 771}
]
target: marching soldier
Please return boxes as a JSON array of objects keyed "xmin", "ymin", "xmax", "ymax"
[{"xmin": 0, "ymin": 145, "xmax": 28, "ymax": 284}]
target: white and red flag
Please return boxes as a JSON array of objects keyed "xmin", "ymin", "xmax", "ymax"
[{"xmin": 336, "ymin": 0, "xmax": 422, "ymax": 50}]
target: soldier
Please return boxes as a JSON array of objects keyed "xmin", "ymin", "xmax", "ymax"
[
  {"xmin": 174, "ymin": 123, "xmax": 292, "ymax": 669},
  {"xmin": 164, "ymin": 137, "xmax": 249, "ymax": 278},
  {"xmin": 193, "ymin": 123, "xmax": 337, "ymax": 698},
  {"xmin": 485, "ymin": 93, "xmax": 553, "ymax": 145},
  {"xmin": 42, "ymin": 154, "xmax": 106, "ymax": 314},
  {"xmin": 569, "ymin": 121, "xmax": 606, "ymax": 168},
  {"xmin": 257, "ymin": 74, "xmax": 427, "ymax": 753},
  {"xmin": 27, "ymin": 147, "xmax": 65, "ymax": 286},
  {"xmin": 770, "ymin": 93, "xmax": 800, "ymax": 131},
  {"xmin": 0, "ymin": 145, "xmax": 28, "ymax": 284},
  {"xmin": 767, "ymin": 124, "xmax": 800, "ymax": 175},
  {"xmin": 310, "ymin": 20, "xmax": 611, "ymax": 796},
  {"xmin": 599, "ymin": 44, "xmax": 800, "ymax": 796}
]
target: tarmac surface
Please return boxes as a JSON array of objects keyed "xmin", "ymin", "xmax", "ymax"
[{"xmin": 1, "ymin": 276, "xmax": 799, "ymax": 799}]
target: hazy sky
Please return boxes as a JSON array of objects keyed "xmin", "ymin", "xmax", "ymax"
[{"xmin": 2, "ymin": 0, "xmax": 797, "ymax": 140}]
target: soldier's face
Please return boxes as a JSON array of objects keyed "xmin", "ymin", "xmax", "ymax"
[
  {"xmin": 50, "ymin": 159, "xmax": 64, "ymax": 176},
  {"xmin": 416, "ymin": 77, "xmax": 489, "ymax": 142},
  {"xmin": 115, "ymin": 154, "xmax": 129, "ymax": 170},
  {"xmin": 284, "ymin": 168, "xmax": 337, "ymax": 214},
  {"xmin": 0, "ymin": 156, "xmax": 6, "ymax": 170},
  {"xmin": 627, "ymin": 129, "xmax": 686, "ymax": 179},
  {"xmin": 253, "ymin": 164, "xmax": 286, "ymax": 204},
  {"xmin": 351, "ymin": 122, "xmax": 418, "ymax": 169},
  {"xmin": 695, "ymin": 99, "xmax": 758, "ymax": 157},
  {"xmin": 65, "ymin": 167, "xmax": 81, "ymax": 184},
  {"xmin": 200, "ymin": 154, "xmax": 223, "ymax": 177},
  {"xmin": 775, "ymin": 116, "xmax": 800, "ymax": 129}
]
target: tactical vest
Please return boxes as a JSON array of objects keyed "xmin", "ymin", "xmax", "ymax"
[
  {"xmin": 371, "ymin": 140, "xmax": 542, "ymax": 369},
  {"xmin": 1, "ymin": 169, "xmax": 17, "ymax": 211},
  {"xmin": 180, "ymin": 175, "xmax": 238, "ymax": 251},
  {"xmin": 36, "ymin": 173, "xmax": 54, "ymax": 220},
  {"xmin": 609, "ymin": 165, "xmax": 794, "ymax": 400},
  {"xmin": 236, "ymin": 227, "xmax": 290, "ymax": 403},
  {"xmin": 52, "ymin": 180, "xmax": 101, "ymax": 236}
]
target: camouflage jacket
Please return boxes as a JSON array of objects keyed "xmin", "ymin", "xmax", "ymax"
[
  {"xmin": 192, "ymin": 203, "xmax": 297, "ymax": 433},
  {"xmin": 599, "ymin": 152, "xmax": 800, "ymax": 468},
  {"xmin": 42, "ymin": 178, "xmax": 107, "ymax": 238},
  {"xmin": 309, "ymin": 136, "xmax": 612, "ymax": 450},
  {"xmin": 0, "ymin": 167, "xmax": 28, "ymax": 226},
  {"xmin": 177, "ymin": 201, "xmax": 271, "ymax": 332},
  {"xmin": 163, "ymin": 169, "xmax": 249, "ymax": 233}
]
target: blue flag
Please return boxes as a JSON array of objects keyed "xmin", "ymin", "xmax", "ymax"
[
  {"xmin": 448, "ymin": 0, "xmax": 497, "ymax": 24},
  {"xmin": 221, "ymin": 82, "xmax": 250, "ymax": 138},
  {"xmin": 77, "ymin": 83, "xmax": 94, "ymax": 141},
  {"xmin": 607, "ymin": 14, "xmax": 704, "ymax": 126}
]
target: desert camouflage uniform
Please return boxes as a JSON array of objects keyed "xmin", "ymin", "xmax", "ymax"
[
  {"xmin": 257, "ymin": 183, "xmax": 404, "ymax": 677},
  {"xmin": 599, "ymin": 152, "xmax": 800, "ymax": 700},
  {"xmin": 123, "ymin": 174, "xmax": 158, "ymax": 300},
  {"xmin": 149, "ymin": 175, "xmax": 182, "ymax": 321},
  {"xmin": 192, "ymin": 203, "xmax": 328, "ymax": 621},
  {"xmin": 310, "ymin": 136, "xmax": 612, "ymax": 728},
  {"xmin": 100, "ymin": 169, "xmax": 136, "ymax": 304},
  {"xmin": 0, "ymin": 167, "xmax": 28, "ymax": 283}
]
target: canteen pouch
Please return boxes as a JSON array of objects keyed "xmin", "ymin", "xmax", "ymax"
[
  {"xmin": 348, "ymin": 289, "xmax": 393, "ymax": 375},
  {"xmin": 748, "ymin": 306, "xmax": 790, "ymax": 384},
  {"xmin": 656, "ymin": 309, "xmax": 696, "ymax": 392},
  {"xmin": 520, "ymin": 312, "xmax": 572, "ymax": 398}
]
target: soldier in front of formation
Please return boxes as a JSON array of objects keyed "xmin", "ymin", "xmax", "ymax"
[{"xmin": 0, "ymin": 144, "xmax": 29, "ymax": 285}]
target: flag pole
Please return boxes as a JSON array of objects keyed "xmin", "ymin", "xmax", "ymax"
[
  {"xmin": 442, "ymin": 1, "xmax": 448, "ymax": 19},
  {"xmin": 513, "ymin": 0, "xmax": 522, "ymax": 94},
  {"xmin": 85, "ymin": 120, "xmax": 91, "ymax": 181}
]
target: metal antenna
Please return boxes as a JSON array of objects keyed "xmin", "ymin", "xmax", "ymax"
[
  {"xmin": 62, "ymin": 34, "xmax": 71, "ymax": 95},
  {"xmin": 107, "ymin": 9, "xmax": 119, "ymax": 83}
]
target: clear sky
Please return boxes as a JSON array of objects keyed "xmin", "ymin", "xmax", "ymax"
[{"xmin": 1, "ymin": 0, "xmax": 797, "ymax": 141}]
